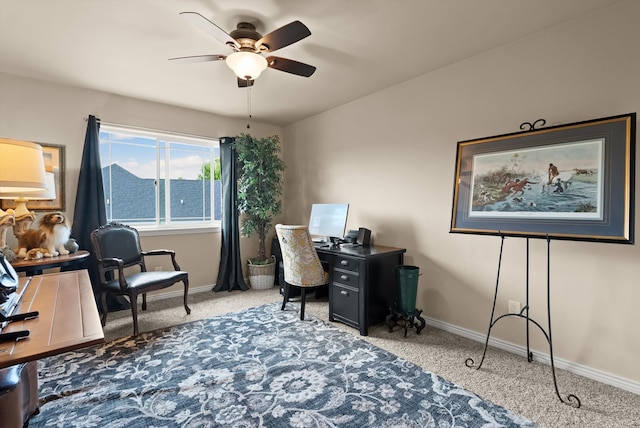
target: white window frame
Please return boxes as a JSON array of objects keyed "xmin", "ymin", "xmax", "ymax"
[{"xmin": 99, "ymin": 124, "xmax": 221, "ymax": 235}]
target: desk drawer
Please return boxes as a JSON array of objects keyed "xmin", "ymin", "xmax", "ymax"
[
  {"xmin": 332, "ymin": 284, "xmax": 358, "ymax": 324},
  {"xmin": 335, "ymin": 256, "xmax": 359, "ymax": 272},
  {"xmin": 333, "ymin": 268, "xmax": 359, "ymax": 288}
]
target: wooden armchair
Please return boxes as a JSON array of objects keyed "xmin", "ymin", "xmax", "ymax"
[{"xmin": 90, "ymin": 222, "xmax": 190, "ymax": 336}]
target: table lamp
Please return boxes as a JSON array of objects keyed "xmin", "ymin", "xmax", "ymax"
[{"xmin": 0, "ymin": 138, "xmax": 48, "ymax": 250}]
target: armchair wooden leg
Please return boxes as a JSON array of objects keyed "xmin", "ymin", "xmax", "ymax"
[
  {"xmin": 100, "ymin": 291, "xmax": 108, "ymax": 326},
  {"xmin": 130, "ymin": 294, "xmax": 139, "ymax": 336},
  {"xmin": 300, "ymin": 288, "xmax": 307, "ymax": 321},
  {"xmin": 281, "ymin": 282, "xmax": 290, "ymax": 311},
  {"xmin": 183, "ymin": 279, "xmax": 191, "ymax": 315},
  {"xmin": 142, "ymin": 293, "xmax": 147, "ymax": 311}
]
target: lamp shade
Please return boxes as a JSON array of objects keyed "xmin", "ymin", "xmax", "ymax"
[
  {"xmin": 0, "ymin": 138, "xmax": 48, "ymax": 193},
  {"xmin": 226, "ymin": 51, "xmax": 268, "ymax": 80},
  {"xmin": 0, "ymin": 172, "xmax": 56, "ymax": 201}
]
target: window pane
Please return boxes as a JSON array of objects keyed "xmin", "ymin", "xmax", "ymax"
[
  {"xmin": 98, "ymin": 126, "xmax": 220, "ymax": 229},
  {"xmin": 167, "ymin": 141, "xmax": 212, "ymax": 223},
  {"xmin": 99, "ymin": 132, "xmax": 159, "ymax": 225}
]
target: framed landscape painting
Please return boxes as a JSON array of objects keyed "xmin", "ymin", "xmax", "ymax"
[{"xmin": 450, "ymin": 113, "xmax": 636, "ymax": 244}]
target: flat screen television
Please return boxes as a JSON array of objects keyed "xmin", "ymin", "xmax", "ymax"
[{"xmin": 308, "ymin": 203, "xmax": 349, "ymax": 243}]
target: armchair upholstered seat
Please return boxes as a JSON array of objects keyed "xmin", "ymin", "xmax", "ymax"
[
  {"xmin": 275, "ymin": 224, "xmax": 329, "ymax": 320},
  {"xmin": 90, "ymin": 222, "xmax": 190, "ymax": 336}
]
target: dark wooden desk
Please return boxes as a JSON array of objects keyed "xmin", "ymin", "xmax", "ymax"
[
  {"xmin": 0, "ymin": 270, "xmax": 104, "ymax": 369},
  {"xmin": 10, "ymin": 250, "xmax": 90, "ymax": 276},
  {"xmin": 315, "ymin": 244, "xmax": 406, "ymax": 336}
]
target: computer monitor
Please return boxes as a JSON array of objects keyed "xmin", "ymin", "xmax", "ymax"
[{"xmin": 308, "ymin": 203, "xmax": 349, "ymax": 243}]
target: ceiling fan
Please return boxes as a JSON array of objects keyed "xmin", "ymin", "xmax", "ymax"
[{"xmin": 170, "ymin": 12, "xmax": 316, "ymax": 87}]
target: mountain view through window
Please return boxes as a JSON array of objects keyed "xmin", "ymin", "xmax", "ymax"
[{"xmin": 99, "ymin": 125, "xmax": 221, "ymax": 229}]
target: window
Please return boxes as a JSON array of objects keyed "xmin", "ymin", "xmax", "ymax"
[{"xmin": 99, "ymin": 125, "xmax": 221, "ymax": 231}]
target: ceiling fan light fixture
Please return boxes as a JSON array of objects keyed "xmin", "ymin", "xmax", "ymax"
[{"xmin": 226, "ymin": 51, "xmax": 268, "ymax": 80}]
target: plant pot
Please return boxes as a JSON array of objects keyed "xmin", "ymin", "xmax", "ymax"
[{"xmin": 248, "ymin": 256, "xmax": 276, "ymax": 290}]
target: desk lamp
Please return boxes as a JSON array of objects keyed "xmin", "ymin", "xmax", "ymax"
[{"xmin": 0, "ymin": 138, "xmax": 48, "ymax": 250}]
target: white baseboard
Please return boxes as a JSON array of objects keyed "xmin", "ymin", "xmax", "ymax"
[
  {"xmin": 425, "ymin": 316, "xmax": 640, "ymax": 395},
  {"xmin": 144, "ymin": 287, "xmax": 639, "ymax": 395}
]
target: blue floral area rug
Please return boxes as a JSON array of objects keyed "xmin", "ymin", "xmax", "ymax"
[{"xmin": 31, "ymin": 303, "xmax": 538, "ymax": 427}]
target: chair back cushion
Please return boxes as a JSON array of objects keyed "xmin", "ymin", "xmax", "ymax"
[
  {"xmin": 275, "ymin": 224, "xmax": 329, "ymax": 287},
  {"xmin": 90, "ymin": 222, "xmax": 144, "ymax": 270}
]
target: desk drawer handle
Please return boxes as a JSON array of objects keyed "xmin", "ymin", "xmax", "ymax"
[
  {"xmin": 340, "ymin": 260, "xmax": 350, "ymax": 266},
  {"xmin": 340, "ymin": 290, "xmax": 349, "ymax": 296},
  {"xmin": 340, "ymin": 274, "xmax": 349, "ymax": 281}
]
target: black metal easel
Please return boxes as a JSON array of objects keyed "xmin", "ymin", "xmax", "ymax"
[{"xmin": 464, "ymin": 234, "xmax": 581, "ymax": 408}]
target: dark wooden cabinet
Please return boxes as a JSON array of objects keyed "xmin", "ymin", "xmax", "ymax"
[{"xmin": 316, "ymin": 244, "xmax": 406, "ymax": 336}]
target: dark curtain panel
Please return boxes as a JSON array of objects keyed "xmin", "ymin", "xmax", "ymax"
[
  {"xmin": 64, "ymin": 115, "xmax": 128, "ymax": 311},
  {"xmin": 214, "ymin": 137, "xmax": 248, "ymax": 292}
]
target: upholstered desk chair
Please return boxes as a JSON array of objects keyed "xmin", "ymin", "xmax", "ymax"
[
  {"xmin": 275, "ymin": 224, "xmax": 329, "ymax": 320},
  {"xmin": 90, "ymin": 222, "xmax": 191, "ymax": 336}
]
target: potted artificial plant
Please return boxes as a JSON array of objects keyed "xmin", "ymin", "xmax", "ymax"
[{"xmin": 236, "ymin": 133, "xmax": 285, "ymax": 289}]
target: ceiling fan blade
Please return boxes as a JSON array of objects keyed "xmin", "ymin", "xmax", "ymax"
[
  {"xmin": 168, "ymin": 54, "xmax": 226, "ymax": 63},
  {"xmin": 180, "ymin": 12, "xmax": 240, "ymax": 49},
  {"xmin": 266, "ymin": 56, "xmax": 316, "ymax": 77},
  {"xmin": 237, "ymin": 77, "xmax": 255, "ymax": 88},
  {"xmin": 256, "ymin": 21, "xmax": 311, "ymax": 52}
]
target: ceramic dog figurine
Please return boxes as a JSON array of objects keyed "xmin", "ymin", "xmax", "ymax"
[{"xmin": 16, "ymin": 212, "xmax": 71, "ymax": 258}]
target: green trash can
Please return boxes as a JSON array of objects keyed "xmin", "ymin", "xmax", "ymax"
[{"xmin": 395, "ymin": 265, "xmax": 421, "ymax": 313}]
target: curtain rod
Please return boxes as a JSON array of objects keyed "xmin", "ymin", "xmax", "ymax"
[{"xmin": 83, "ymin": 116, "xmax": 220, "ymax": 142}]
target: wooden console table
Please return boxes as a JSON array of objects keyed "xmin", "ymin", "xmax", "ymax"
[
  {"xmin": 0, "ymin": 269, "xmax": 104, "ymax": 369},
  {"xmin": 10, "ymin": 250, "xmax": 90, "ymax": 276}
]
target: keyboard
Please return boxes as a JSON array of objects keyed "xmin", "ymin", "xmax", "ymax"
[{"xmin": 340, "ymin": 243, "xmax": 360, "ymax": 248}]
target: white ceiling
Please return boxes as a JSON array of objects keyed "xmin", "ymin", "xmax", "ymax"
[{"xmin": 0, "ymin": 0, "xmax": 621, "ymax": 126}]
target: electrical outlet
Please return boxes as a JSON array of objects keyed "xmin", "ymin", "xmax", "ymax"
[
  {"xmin": 508, "ymin": 300, "xmax": 521, "ymax": 314},
  {"xmin": 154, "ymin": 266, "xmax": 162, "ymax": 272}
]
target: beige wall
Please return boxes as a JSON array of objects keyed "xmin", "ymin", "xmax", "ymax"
[
  {"xmin": 283, "ymin": 2, "xmax": 639, "ymax": 386},
  {"xmin": 0, "ymin": 73, "xmax": 283, "ymax": 289}
]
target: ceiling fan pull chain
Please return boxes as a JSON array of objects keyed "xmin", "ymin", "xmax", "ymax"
[{"xmin": 246, "ymin": 84, "xmax": 252, "ymax": 129}]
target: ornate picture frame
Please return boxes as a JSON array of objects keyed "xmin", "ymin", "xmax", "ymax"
[
  {"xmin": 1, "ymin": 143, "xmax": 65, "ymax": 212},
  {"xmin": 450, "ymin": 113, "xmax": 636, "ymax": 244}
]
